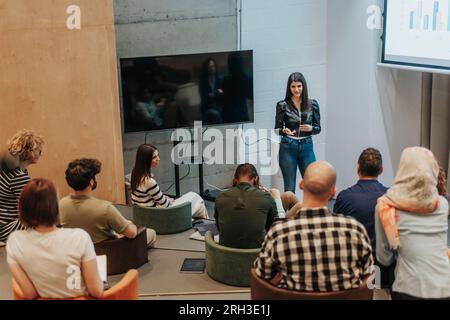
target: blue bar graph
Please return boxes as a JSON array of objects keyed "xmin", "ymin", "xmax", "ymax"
[
  {"xmin": 410, "ymin": 11, "xmax": 415, "ymax": 29},
  {"xmin": 424, "ymin": 15, "xmax": 429, "ymax": 30},
  {"xmin": 408, "ymin": 0, "xmax": 450, "ymax": 32},
  {"xmin": 432, "ymin": 1, "xmax": 439, "ymax": 31}
]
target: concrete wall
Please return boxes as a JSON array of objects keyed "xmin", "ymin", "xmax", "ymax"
[
  {"xmin": 240, "ymin": 0, "xmax": 327, "ymax": 195},
  {"xmin": 326, "ymin": 0, "xmax": 422, "ymax": 191},
  {"xmin": 114, "ymin": 0, "xmax": 239, "ymax": 195},
  {"xmin": 0, "ymin": 0, "xmax": 125, "ymax": 203}
]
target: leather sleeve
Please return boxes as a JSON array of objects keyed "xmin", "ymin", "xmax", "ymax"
[
  {"xmin": 275, "ymin": 101, "xmax": 286, "ymax": 136},
  {"xmin": 311, "ymin": 99, "xmax": 321, "ymax": 135}
]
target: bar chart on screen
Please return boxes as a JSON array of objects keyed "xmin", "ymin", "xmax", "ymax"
[
  {"xmin": 383, "ymin": 0, "xmax": 450, "ymax": 69},
  {"xmin": 406, "ymin": 0, "xmax": 450, "ymax": 32}
]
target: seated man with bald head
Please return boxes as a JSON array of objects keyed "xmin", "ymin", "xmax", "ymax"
[{"xmin": 255, "ymin": 161, "xmax": 373, "ymax": 292}]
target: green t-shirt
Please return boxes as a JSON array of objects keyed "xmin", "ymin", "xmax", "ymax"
[
  {"xmin": 59, "ymin": 195, "xmax": 131, "ymax": 244},
  {"xmin": 214, "ymin": 183, "xmax": 279, "ymax": 249}
]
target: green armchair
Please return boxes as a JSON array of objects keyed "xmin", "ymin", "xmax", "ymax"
[
  {"xmin": 132, "ymin": 202, "xmax": 192, "ymax": 234},
  {"xmin": 205, "ymin": 231, "xmax": 261, "ymax": 287}
]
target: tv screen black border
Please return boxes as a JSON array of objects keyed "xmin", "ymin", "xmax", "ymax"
[
  {"xmin": 119, "ymin": 49, "xmax": 254, "ymax": 134},
  {"xmin": 381, "ymin": 0, "xmax": 450, "ymax": 72}
]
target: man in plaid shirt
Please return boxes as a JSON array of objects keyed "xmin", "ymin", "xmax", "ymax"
[{"xmin": 254, "ymin": 161, "xmax": 373, "ymax": 292}]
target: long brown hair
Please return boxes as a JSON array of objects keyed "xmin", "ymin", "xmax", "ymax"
[
  {"xmin": 284, "ymin": 72, "xmax": 311, "ymax": 113},
  {"xmin": 131, "ymin": 144, "xmax": 157, "ymax": 191}
]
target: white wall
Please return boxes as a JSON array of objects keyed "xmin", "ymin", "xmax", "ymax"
[
  {"xmin": 240, "ymin": 0, "xmax": 328, "ymax": 195},
  {"xmin": 326, "ymin": 0, "xmax": 423, "ymax": 191}
]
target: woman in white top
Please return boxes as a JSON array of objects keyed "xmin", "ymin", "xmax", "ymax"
[
  {"xmin": 6, "ymin": 178, "xmax": 103, "ymax": 299},
  {"xmin": 130, "ymin": 144, "xmax": 208, "ymax": 219},
  {"xmin": 375, "ymin": 147, "xmax": 450, "ymax": 299}
]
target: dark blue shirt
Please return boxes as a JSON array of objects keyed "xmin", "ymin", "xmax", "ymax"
[{"xmin": 333, "ymin": 180, "xmax": 388, "ymax": 257}]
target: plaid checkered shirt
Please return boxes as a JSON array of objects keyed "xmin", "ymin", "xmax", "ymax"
[{"xmin": 254, "ymin": 207, "xmax": 373, "ymax": 292}]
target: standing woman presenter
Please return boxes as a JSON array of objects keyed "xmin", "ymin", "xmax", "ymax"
[{"xmin": 275, "ymin": 72, "xmax": 321, "ymax": 193}]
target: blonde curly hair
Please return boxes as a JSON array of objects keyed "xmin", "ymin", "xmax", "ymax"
[{"xmin": 8, "ymin": 130, "xmax": 44, "ymax": 162}]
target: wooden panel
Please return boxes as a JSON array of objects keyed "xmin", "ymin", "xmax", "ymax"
[{"xmin": 0, "ymin": 0, "xmax": 125, "ymax": 203}]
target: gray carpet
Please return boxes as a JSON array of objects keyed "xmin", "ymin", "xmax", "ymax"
[
  {"xmin": 108, "ymin": 249, "xmax": 249, "ymax": 297},
  {"xmin": 153, "ymin": 229, "xmax": 206, "ymax": 252}
]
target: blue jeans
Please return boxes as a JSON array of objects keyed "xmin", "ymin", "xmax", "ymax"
[{"xmin": 278, "ymin": 136, "xmax": 316, "ymax": 193}]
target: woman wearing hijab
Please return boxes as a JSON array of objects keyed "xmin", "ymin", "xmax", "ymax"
[{"xmin": 375, "ymin": 147, "xmax": 450, "ymax": 300}]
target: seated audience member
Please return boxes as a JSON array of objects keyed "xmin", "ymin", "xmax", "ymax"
[
  {"xmin": 376, "ymin": 147, "xmax": 450, "ymax": 300},
  {"xmin": 214, "ymin": 164, "xmax": 297, "ymax": 249},
  {"xmin": 60, "ymin": 158, "xmax": 156, "ymax": 246},
  {"xmin": 333, "ymin": 148, "xmax": 394, "ymax": 289},
  {"xmin": 131, "ymin": 144, "xmax": 208, "ymax": 219},
  {"xmin": 255, "ymin": 161, "xmax": 373, "ymax": 292},
  {"xmin": 0, "ymin": 130, "xmax": 44, "ymax": 244},
  {"xmin": 333, "ymin": 148, "xmax": 387, "ymax": 258},
  {"xmin": 6, "ymin": 178, "xmax": 103, "ymax": 299}
]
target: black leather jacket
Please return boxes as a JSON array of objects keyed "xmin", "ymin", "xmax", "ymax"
[{"xmin": 274, "ymin": 99, "xmax": 321, "ymax": 138}]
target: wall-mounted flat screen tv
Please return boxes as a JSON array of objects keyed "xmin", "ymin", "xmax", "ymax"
[{"xmin": 120, "ymin": 50, "xmax": 254, "ymax": 133}]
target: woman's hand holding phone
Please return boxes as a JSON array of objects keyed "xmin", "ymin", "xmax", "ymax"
[{"xmin": 299, "ymin": 124, "xmax": 312, "ymax": 132}]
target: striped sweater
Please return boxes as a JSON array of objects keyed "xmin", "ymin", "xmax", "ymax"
[
  {"xmin": 0, "ymin": 167, "xmax": 30, "ymax": 242},
  {"xmin": 131, "ymin": 177, "xmax": 172, "ymax": 208}
]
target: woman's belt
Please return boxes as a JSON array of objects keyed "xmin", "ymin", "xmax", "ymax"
[{"xmin": 284, "ymin": 135, "xmax": 312, "ymax": 142}]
